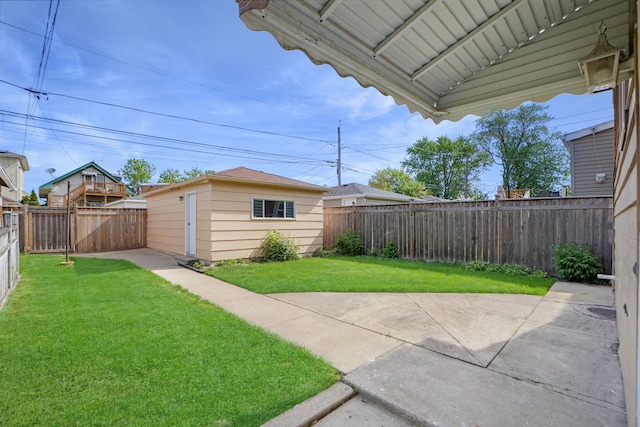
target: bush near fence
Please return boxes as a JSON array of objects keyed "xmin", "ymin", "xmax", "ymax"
[{"xmin": 323, "ymin": 196, "xmax": 613, "ymax": 275}]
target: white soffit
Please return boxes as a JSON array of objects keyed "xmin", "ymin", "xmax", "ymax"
[{"xmin": 238, "ymin": 0, "xmax": 631, "ymax": 123}]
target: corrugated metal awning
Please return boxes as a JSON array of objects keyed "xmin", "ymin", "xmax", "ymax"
[{"xmin": 239, "ymin": 0, "xmax": 632, "ymax": 122}]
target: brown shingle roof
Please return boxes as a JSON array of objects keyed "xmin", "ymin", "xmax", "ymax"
[{"xmin": 214, "ymin": 167, "xmax": 323, "ymax": 189}]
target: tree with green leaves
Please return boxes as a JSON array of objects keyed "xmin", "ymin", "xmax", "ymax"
[
  {"xmin": 21, "ymin": 189, "xmax": 40, "ymax": 206},
  {"xmin": 471, "ymin": 104, "xmax": 569, "ymax": 196},
  {"xmin": 182, "ymin": 167, "xmax": 215, "ymax": 180},
  {"xmin": 368, "ymin": 167, "xmax": 430, "ymax": 197},
  {"xmin": 119, "ymin": 158, "xmax": 156, "ymax": 187},
  {"xmin": 402, "ymin": 136, "xmax": 490, "ymax": 199},
  {"xmin": 158, "ymin": 167, "xmax": 215, "ymax": 183},
  {"xmin": 158, "ymin": 168, "xmax": 182, "ymax": 183}
]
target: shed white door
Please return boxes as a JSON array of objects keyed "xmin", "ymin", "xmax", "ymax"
[{"xmin": 185, "ymin": 192, "xmax": 196, "ymax": 257}]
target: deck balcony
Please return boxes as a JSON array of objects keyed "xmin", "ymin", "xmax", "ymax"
[{"xmin": 48, "ymin": 182, "xmax": 128, "ymax": 207}]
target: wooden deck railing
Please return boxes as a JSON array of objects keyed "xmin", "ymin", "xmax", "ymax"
[{"xmin": 48, "ymin": 182, "xmax": 128, "ymax": 206}]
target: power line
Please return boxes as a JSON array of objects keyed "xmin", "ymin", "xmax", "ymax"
[
  {"xmin": 0, "ymin": 79, "xmax": 337, "ymax": 145},
  {"xmin": 0, "ymin": 110, "xmax": 336, "ymax": 166},
  {"xmin": 32, "ymin": 0, "xmax": 60, "ymax": 93},
  {"xmin": 0, "ymin": 19, "xmax": 338, "ymax": 122}
]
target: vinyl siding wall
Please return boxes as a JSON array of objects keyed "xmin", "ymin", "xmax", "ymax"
[
  {"xmin": 613, "ymin": 73, "xmax": 638, "ymax": 427},
  {"xmin": 0, "ymin": 157, "xmax": 25, "ymax": 201},
  {"xmin": 323, "ymin": 196, "xmax": 366, "ymax": 207},
  {"xmin": 146, "ymin": 182, "xmax": 212, "ymax": 259},
  {"xmin": 145, "ymin": 179, "xmax": 323, "ymax": 262},
  {"xmin": 323, "ymin": 196, "xmax": 410, "ymax": 207},
  {"xmin": 209, "ymin": 181, "xmax": 323, "ymax": 261},
  {"xmin": 568, "ymin": 127, "xmax": 615, "ymax": 196}
]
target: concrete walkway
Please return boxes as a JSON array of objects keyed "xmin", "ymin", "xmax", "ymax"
[{"xmin": 82, "ymin": 248, "xmax": 627, "ymax": 426}]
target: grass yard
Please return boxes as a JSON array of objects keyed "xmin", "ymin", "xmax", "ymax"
[
  {"xmin": 0, "ymin": 255, "xmax": 338, "ymax": 427},
  {"xmin": 207, "ymin": 256, "xmax": 555, "ymax": 295}
]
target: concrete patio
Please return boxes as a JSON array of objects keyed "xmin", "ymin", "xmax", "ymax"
[{"xmin": 81, "ymin": 248, "xmax": 626, "ymax": 426}]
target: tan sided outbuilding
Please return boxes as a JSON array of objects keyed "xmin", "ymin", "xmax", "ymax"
[{"xmin": 143, "ymin": 167, "xmax": 324, "ymax": 262}]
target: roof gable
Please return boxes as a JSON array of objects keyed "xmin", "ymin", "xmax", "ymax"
[
  {"xmin": 0, "ymin": 151, "xmax": 29, "ymax": 171},
  {"xmin": 39, "ymin": 162, "xmax": 124, "ymax": 191},
  {"xmin": 563, "ymin": 120, "xmax": 615, "ymax": 143},
  {"xmin": 144, "ymin": 166, "xmax": 325, "ymax": 197},
  {"xmin": 213, "ymin": 167, "xmax": 320, "ymax": 188},
  {"xmin": 324, "ymin": 183, "xmax": 414, "ymax": 201}
]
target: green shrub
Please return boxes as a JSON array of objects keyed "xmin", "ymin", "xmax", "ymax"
[
  {"xmin": 501, "ymin": 264, "xmax": 532, "ymax": 275},
  {"xmin": 464, "ymin": 260, "xmax": 547, "ymax": 278},
  {"xmin": 552, "ymin": 242, "xmax": 601, "ymax": 283},
  {"xmin": 334, "ymin": 230, "xmax": 365, "ymax": 256},
  {"xmin": 312, "ymin": 247, "xmax": 335, "ymax": 258},
  {"xmin": 382, "ymin": 242, "xmax": 400, "ymax": 259},
  {"xmin": 260, "ymin": 230, "xmax": 299, "ymax": 262},
  {"xmin": 465, "ymin": 261, "xmax": 492, "ymax": 271},
  {"xmin": 216, "ymin": 258, "xmax": 246, "ymax": 267}
]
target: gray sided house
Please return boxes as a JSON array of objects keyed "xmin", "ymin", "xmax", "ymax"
[
  {"xmin": 563, "ymin": 121, "xmax": 614, "ymax": 196},
  {"xmin": 0, "ymin": 151, "xmax": 29, "ymax": 203},
  {"xmin": 324, "ymin": 183, "xmax": 419, "ymax": 207},
  {"xmin": 39, "ymin": 162, "xmax": 134, "ymax": 207}
]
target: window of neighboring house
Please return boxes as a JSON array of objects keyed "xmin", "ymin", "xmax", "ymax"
[
  {"xmin": 252, "ymin": 199, "xmax": 295, "ymax": 219},
  {"xmin": 342, "ymin": 198, "xmax": 357, "ymax": 206}
]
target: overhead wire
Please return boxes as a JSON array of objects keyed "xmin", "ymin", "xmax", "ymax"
[
  {"xmin": 0, "ymin": 79, "xmax": 336, "ymax": 146},
  {"xmin": 0, "ymin": 19, "xmax": 338, "ymax": 121},
  {"xmin": 0, "ymin": 110, "xmax": 336, "ymax": 166},
  {"xmin": 23, "ymin": 0, "xmax": 60, "ymax": 156}
]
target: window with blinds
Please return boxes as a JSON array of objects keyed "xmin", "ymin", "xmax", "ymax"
[{"xmin": 252, "ymin": 199, "xmax": 295, "ymax": 219}]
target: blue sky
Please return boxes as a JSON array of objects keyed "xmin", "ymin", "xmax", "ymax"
[{"xmin": 0, "ymin": 0, "xmax": 614, "ymax": 197}]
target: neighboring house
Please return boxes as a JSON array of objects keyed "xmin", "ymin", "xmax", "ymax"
[
  {"xmin": 324, "ymin": 183, "xmax": 420, "ymax": 207},
  {"xmin": 0, "ymin": 151, "xmax": 29, "ymax": 203},
  {"xmin": 144, "ymin": 167, "xmax": 325, "ymax": 262},
  {"xmin": 562, "ymin": 120, "xmax": 614, "ymax": 196},
  {"xmin": 39, "ymin": 162, "xmax": 133, "ymax": 207}
]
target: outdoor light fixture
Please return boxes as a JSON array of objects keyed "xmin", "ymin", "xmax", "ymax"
[{"xmin": 578, "ymin": 21, "xmax": 624, "ymax": 94}]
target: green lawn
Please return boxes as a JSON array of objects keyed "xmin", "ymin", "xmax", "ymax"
[
  {"xmin": 0, "ymin": 255, "xmax": 338, "ymax": 427},
  {"xmin": 207, "ymin": 256, "xmax": 555, "ymax": 295}
]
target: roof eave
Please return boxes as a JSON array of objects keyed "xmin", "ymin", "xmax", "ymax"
[{"xmin": 144, "ymin": 174, "xmax": 325, "ymax": 198}]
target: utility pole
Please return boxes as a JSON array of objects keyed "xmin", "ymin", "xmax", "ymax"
[{"xmin": 337, "ymin": 122, "xmax": 342, "ymax": 186}]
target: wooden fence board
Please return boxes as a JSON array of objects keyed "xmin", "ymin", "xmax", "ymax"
[
  {"xmin": 324, "ymin": 197, "xmax": 613, "ymax": 274},
  {"xmin": 11, "ymin": 206, "xmax": 146, "ymax": 254}
]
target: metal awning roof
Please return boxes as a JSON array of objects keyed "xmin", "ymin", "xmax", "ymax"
[{"xmin": 238, "ymin": 0, "xmax": 633, "ymax": 123}]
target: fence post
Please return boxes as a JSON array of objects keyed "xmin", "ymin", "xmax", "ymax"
[
  {"xmin": 493, "ymin": 198, "xmax": 500, "ymax": 264},
  {"xmin": 23, "ymin": 203, "xmax": 30, "ymax": 254},
  {"xmin": 410, "ymin": 202, "xmax": 416, "ymax": 260}
]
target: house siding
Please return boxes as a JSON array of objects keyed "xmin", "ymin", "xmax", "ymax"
[
  {"xmin": 324, "ymin": 196, "xmax": 412, "ymax": 207},
  {"xmin": 145, "ymin": 177, "xmax": 323, "ymax": 262},
  {"xmin": 613, "ymin": 72, "xmax": 638, "ymax": 427},
  {"xmin": 0, "ymin": 157, "xmax": 25, "ymax": 201},
  {"xmin": 568, "ymin": 127, "xmax": 615, "ymax": 196},
  {"xmin": 209, "ymin": 180, "xmax": 323, "ymax": 261},
  {"xmin": 146, "ymin": 182, "xmax": 212, "ymax": 257}
]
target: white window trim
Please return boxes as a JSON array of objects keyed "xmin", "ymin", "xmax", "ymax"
[{"xmin": 252, "ymin": 198, "xmax": 296, "ymax": 220}]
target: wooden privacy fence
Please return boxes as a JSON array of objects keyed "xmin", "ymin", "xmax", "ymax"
[
  {"xmin": 324, "ymin": 197, "xmax": 613, "ymax": 274},
  {"xmin": 15, "ymin": 205, "xmax": 146, "ymax": 254}
]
